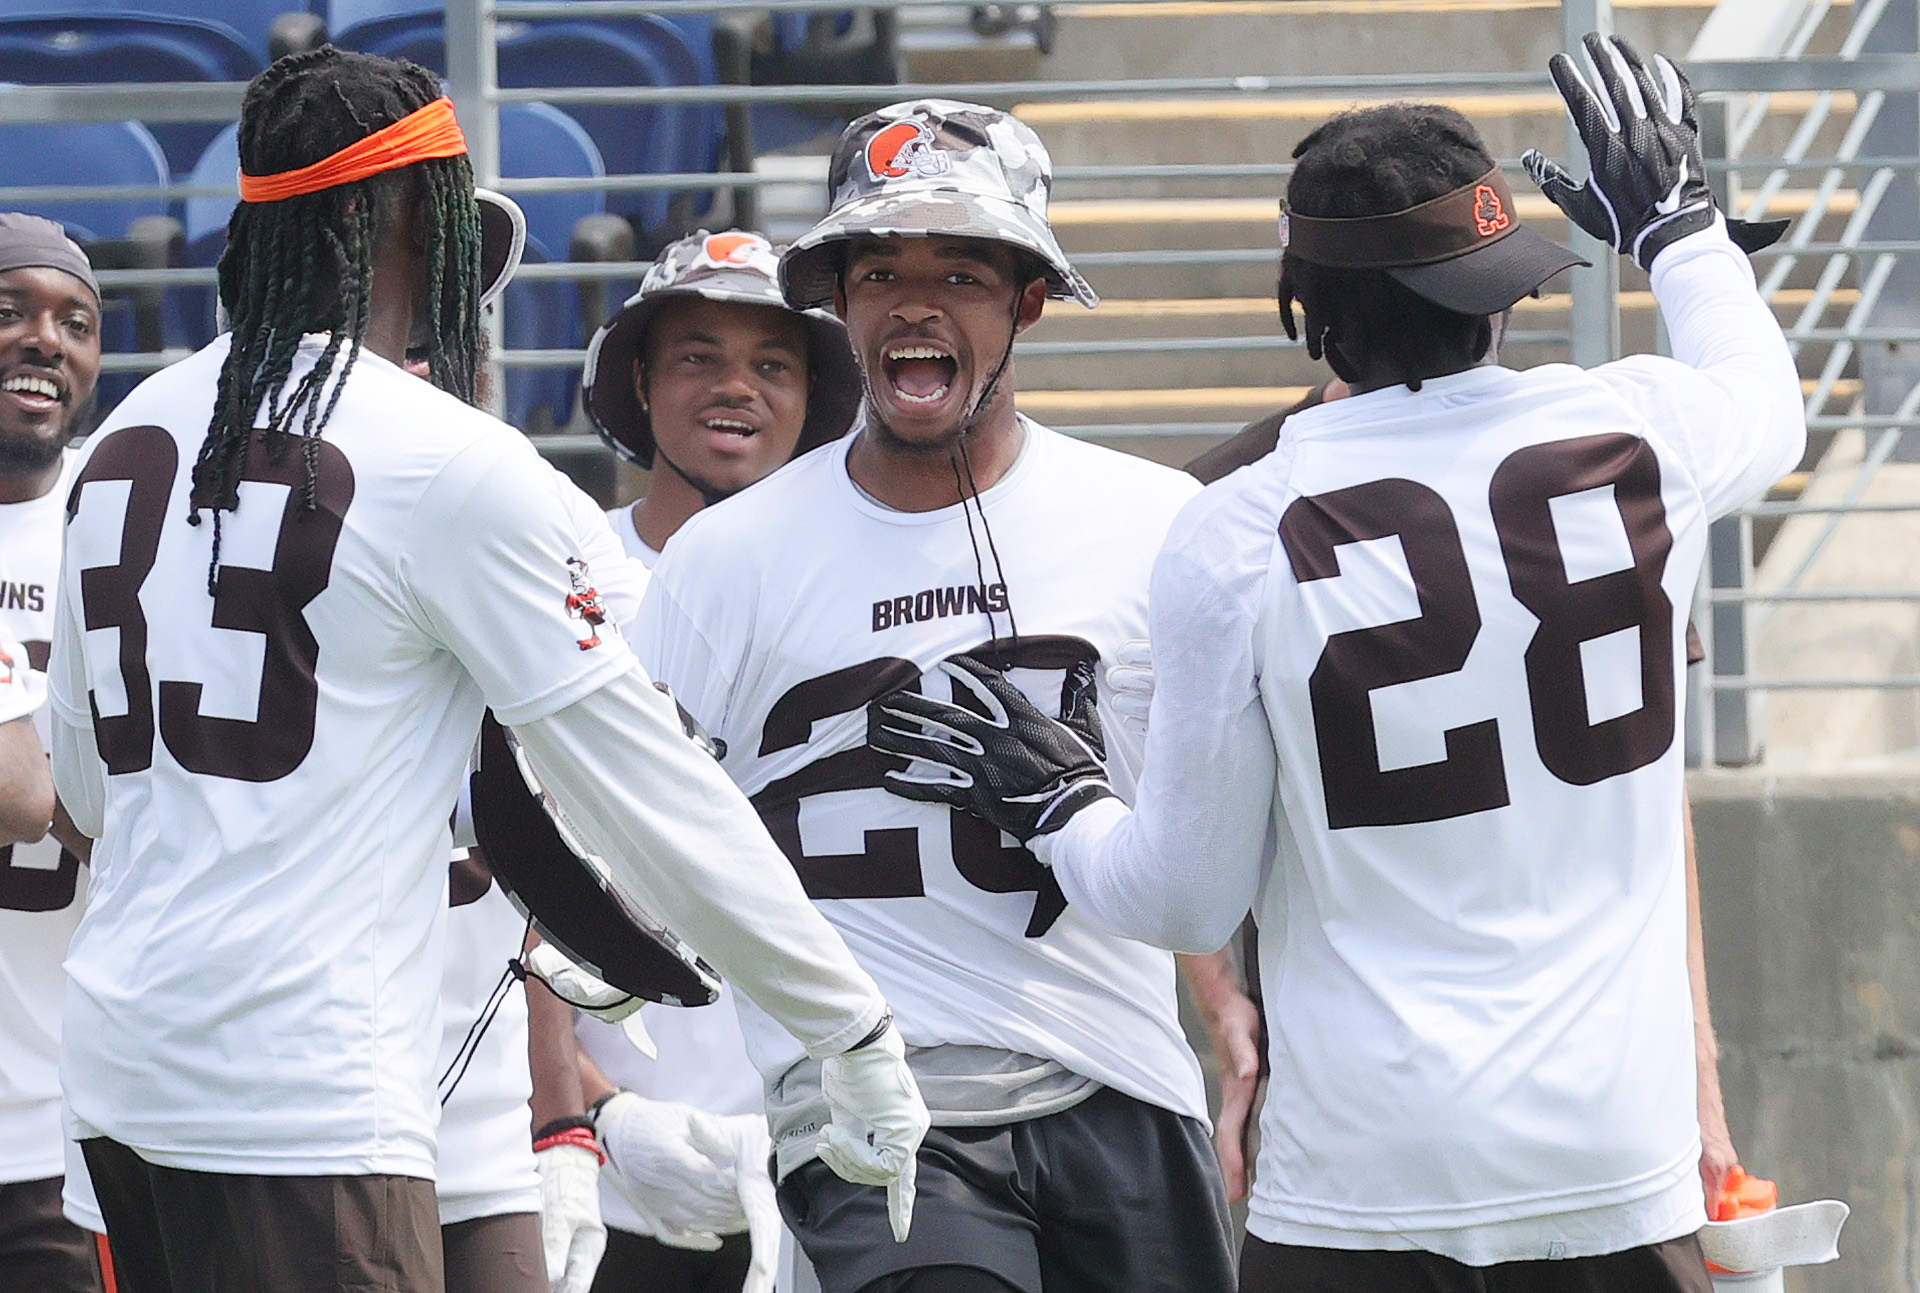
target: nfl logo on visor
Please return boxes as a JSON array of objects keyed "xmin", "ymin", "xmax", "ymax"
[{"xmin": 866, "ymin": 118, "xmax": 952, "ymax": 183}]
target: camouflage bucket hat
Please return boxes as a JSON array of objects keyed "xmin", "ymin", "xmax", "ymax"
[
  {"xmin": 779, "ymin": 99, "xmax": 1098, "ymax": 312},
  {"xmin": 584, "ymin": 229, "xmax": 862, "ymax": 468}
]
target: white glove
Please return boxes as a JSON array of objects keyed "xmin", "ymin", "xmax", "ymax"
[
  {"xmin": 537, "ymin": 1141, "xmax": 607, "ymax": 1293},
  {"xmin": 817, "ymin": 1023, "xmax": 928, "ymax": 1243},
  {"xmin": 0, "ymin": 638, "xmax": 46, "ymax": 726},
  {"xmin": 594, "ymin": 1092, "xmax": 746, "ymax": 1249},
  {"xmin": 523, "ymin": 942, "xmax": 656, "ymax": 1056},
  {"xmin": 1106, "ymin": 639, "xmax": 1153, "ymax": 737},
  {"xmin": 701, "ymin": 1113, "xmax": 780, "ymax": 1293}
]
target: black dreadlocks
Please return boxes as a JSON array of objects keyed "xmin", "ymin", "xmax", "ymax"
[
  {"xmin": 192, "ymin": 46, "xmax": 485, "ymax": 585},
  {"xmin": 1279, "ymin": 104, "xmax": 1498, "ymax": 392}
]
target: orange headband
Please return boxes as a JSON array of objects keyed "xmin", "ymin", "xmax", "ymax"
[{"xmin": 238, "ymin": 97, "xmax": 468, "ymax": 204}]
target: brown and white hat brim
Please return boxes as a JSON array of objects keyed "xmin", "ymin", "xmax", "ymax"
[
  {"xmin": 475, "ymin": 188, "xmax": 526, "ymax": 310},
  {"xmin": 583, "ymin": 282, "xmax": 860, "ymax": 468},
  {"xmin": 781, "ymin": 188, "xmax": 1098, "ymax": 312}
]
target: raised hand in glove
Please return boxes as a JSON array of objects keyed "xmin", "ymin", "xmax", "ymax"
[
  {"xmin": 818, "ymin": 1020, "xmax": 929, "ymax": 1243},
  {"xmin": 593, "ymin": 1092, "xmax": 749, "ymax": 1250},
  {"xmin": 1523, "ymin": 34, "xmax": 1786, "ymax": 268},
  {"xmin": 537, "ymin": 1138, "xmax": 608, "ymax": 1293},
  {"xmin": 867, "ymin": 654, "xmax": 1117, "ymax": 845}
]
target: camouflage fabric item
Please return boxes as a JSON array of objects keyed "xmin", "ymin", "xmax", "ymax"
[
  {"xmin": 780, "ymin": 99, "xmax": 1098, "ymax": 312},
  {"xmin": 583, "ymin": 229, "xmax": 861, "ymax": 467}
]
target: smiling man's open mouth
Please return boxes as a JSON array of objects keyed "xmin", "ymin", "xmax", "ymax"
[
  {"xmin": 0, "ymin": 371, "xmax": 63, "ymax": 411},
  {"xmin": 703, "ymin": 413, "xmax": 758, "ymax": 437},
  {"xmin": 883, "ymin": 343, "xmax": 958, "ymax": 406}
]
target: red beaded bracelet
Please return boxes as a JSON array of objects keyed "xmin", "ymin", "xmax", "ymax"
[{"xmin": 533, "ymin": 1125, "xmax": 606, "ymax": 1165}]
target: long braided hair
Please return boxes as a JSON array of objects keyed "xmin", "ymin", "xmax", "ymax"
[
  {"xmin": 1278, "ymin": 104, "xmax": 1497, "ymax": 392},
  {"xmin": 192, "ymin": 47, "xmax": 485, "ymax": 580}
]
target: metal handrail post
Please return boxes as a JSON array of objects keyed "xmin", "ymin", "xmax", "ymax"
[
  {"xmin": 1562, "ymin": 0, "xmax": 1619, "ymax": 368},
  {"xmin": 446, "ymin": 0, "xmax": 500, "ymax": 189},
  {"xmin": 447, "ymin": 0, "xmax": 505, "ymax": 415}
]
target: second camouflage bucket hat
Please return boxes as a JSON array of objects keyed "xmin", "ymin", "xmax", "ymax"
[
  {"xmin": 779, "ymin": 99, "xmax": 1099, "ymax": 313},
  {"xmin": 583, "ymin": 229, "xmax": 862, "ymax": 468}
]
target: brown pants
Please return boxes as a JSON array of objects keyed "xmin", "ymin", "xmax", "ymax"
[
  {"xmin": 442, "ymin": 1212, "xmax": 545, "ymax": 1293},
  {"xmin": 1239, "ymin": 1234, "xmax": 1714, "ymax": 1293},
  {"xmin": 0, "ymin": 1174, "xmax": 104, "ymax": 1293},
  {"xmin": 81, "ymin": 1138, "xmax": 442, "ymax": 1293}
]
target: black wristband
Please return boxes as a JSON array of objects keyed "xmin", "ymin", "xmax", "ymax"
[
  {"xmin": 585, "ymin": 1090, "xmax": 623, "ymax": 1128},
  {"xmin": 846, "ymin": 1011, "xmax": 893, "ymax": 1053},
  {"xmin": 532, "ymin": 1114, "xmax": 594, "ymax": 1145}
]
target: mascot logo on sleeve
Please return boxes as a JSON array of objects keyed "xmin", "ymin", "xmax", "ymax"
[
  {"xmin": 865, "ymin": 118, "xmax": 951, "ymax": 183},
  {"xmin": 697, "ymin": 231, "xmax": 768, "ymax": 269},
  {"xmin": 564, "ymin": 557, "xmax": 607, "ymax": 651},
  {"xmin": 1474, "ymin": 184, "xmax": 1512, "ymax": 237}
]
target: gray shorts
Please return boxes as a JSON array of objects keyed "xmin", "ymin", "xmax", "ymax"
[{"xmin": 778, "ymin": 1087, "xmax": 1235, "ymax": 1293}]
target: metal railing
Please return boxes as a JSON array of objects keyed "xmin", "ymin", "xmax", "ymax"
[
  {"xmin": 1685, "ymin": 0, "xmax": 1920, "ymax": 767},
  {"xmin": 2, "ymin": 0, "xmax": 1916, "ymax": 765}
]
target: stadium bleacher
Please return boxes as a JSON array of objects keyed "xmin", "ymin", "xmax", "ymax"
[
  {"xmin": 333, "ymin": 5, "xmax": 723, "ymax": 237},
  {"xmin": 12, "ymin": 0, "xmax": 322, "ymax": 61},
  {"xmin": 0, "ymin": 14, "xmax": 256, "ymax": 173}
]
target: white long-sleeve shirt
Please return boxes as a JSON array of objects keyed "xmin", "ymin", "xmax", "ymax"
[
  {"xmin": 50, "ymin": 335, "xmax": 885, "ymax": 1175},
  {"xmin": 1038, "ymin": 220, "xmax": 1805, "ymax": 1264}
]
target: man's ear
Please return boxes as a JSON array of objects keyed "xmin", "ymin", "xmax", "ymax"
[
  {"xmin": 631, "ymin": 355, "xmax": 648, "ymax": 409},
  {"xmin": 1014, "ymin": 277, "xmax": 1048, "ymax": 334},
  {"xmin": 832, "ymin": 277, "xmax": 850, "ymax": 322}
]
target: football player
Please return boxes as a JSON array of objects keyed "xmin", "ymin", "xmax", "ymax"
[
  {"xmin": 865, "ymin": 42, "xmax": 1803, "ymax": 1292},
  {"xmin": 0, "ymin": 212, "xmax": 105, "ymax": 1293},
  {"xmin": 576, "ymin": 228, "xmax": 859, "ymax": 1293},
  {"xmin": 46, "ymin": 48, "xmax": 925, "ymax": 1293},
  {"xmin": 633, "ymin": 101, "xmax": 1236, "ymax": 1293}
]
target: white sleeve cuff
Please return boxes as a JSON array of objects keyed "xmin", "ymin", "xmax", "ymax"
[
  {"xmin": 1033, "ymin": 795, "xmax": 1130, "ymax": 876},
  {"xmin": 1648, "ymin": 213, "xmax": 1750, "ymax": 287}
]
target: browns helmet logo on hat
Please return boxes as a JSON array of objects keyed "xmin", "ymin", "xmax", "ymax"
[
  {"xmin": 699, "ymin": 231, "xmax": 766, "ymax": 268},
  {"xmin": 1474, "ymin": 184, "xmax": 1511, "ymax": 237},
  {"xmin": 865, "ymin": 118, "xmax": 951, "ymax": 183}
]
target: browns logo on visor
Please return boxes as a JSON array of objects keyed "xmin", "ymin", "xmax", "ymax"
[{"xmin": 1283, "ymin": 164, "xmax": 1585, "ymax": 316}]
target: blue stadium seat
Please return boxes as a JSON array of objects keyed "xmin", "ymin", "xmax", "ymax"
[
  {"xmin": 0, "ymin": 118, "xmax": 173, "ymax": 410},
  {"xmin": 500, "ymin": 101, "xmax": 605, "ymax": 433},
  {"xmin": 325, "ymin": 0, "xmax": 718, "ymax": 80},
  {"xmin": 334, "ymin": 8, "xmax": 720, "ymax": 234},
  {"xmin": 500, "ymin": 101, "xmax": 604, "ymax": 262},
  {"xmin": 184, "ymin": 122, "xmax": 241, "ymax": 255},
  {"xmin": 0, "ymin": 119, "xmax": 170, "ymax": 242},
  {"xmin": 6, "ymin": 1, "xmax": 316, "ymax": 62},
  {"xmin": 176, "ymin": 121, "xmax": 241, "ymax": 350},
  {"xmin": 0, "ymin": 14, "xmax": 259, "ymax": 174}
]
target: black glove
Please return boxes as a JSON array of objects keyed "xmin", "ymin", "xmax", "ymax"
[
  {"xmin": 1522, "ymin": 33, "xmax": 1717, "ymax": 269},
  {"xmin": 866, "ymin": 653, "xmax": 1117, "ymax": 845},
  {"xmin": 1726, "ymin": 215, "xmax": 1790, "ymax": 256}
]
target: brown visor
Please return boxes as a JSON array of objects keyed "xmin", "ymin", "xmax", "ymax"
[
  {"xmin": 1281, "ymin": 165, "xmax": 1587, "ymax": 316},
  {"xmin": 1283, "ymin": 166, "xmax": 1524, "ymax": 268}
]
